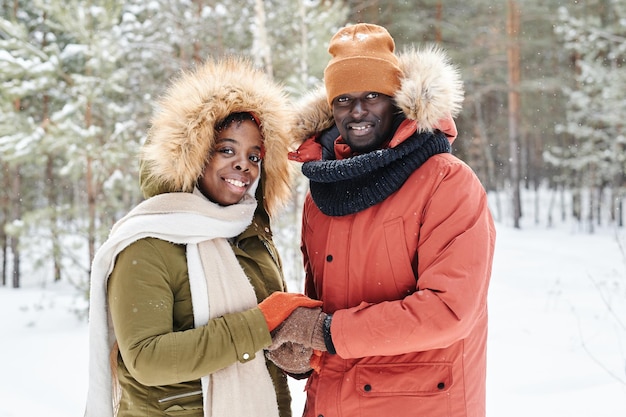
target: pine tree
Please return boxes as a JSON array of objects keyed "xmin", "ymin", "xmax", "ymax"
[{"xmin": 551, "ymin": 0, "xmax": 626, "ymax": 230}]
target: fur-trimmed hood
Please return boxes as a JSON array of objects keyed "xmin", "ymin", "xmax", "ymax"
[
  {"xmin": 290, "ymin": 46, "xmax": 464, "ymax": 146},
  {"xmin": 140, "ymin": 57, "xmax": 293, "ymax": 217}
]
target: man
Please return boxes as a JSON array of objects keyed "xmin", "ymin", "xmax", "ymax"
[{"xmin": 270, "ymin": 23, "xmax": 495, "ymax": 417}]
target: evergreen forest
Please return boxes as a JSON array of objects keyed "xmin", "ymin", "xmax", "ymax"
[{"xmin": 1, "ymin": 0, "xmax": 625, "ymax": 291}]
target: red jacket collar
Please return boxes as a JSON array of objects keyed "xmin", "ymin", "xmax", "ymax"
[{"xmin": 288, "ymin": 116, "xmax": 457, "ymax": 163}]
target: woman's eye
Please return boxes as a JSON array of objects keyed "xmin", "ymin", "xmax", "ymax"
[
  {"xmin": 366, "ymin": 92, "xmax": 379, "ymax": 99},
  {"xmin": 249, "ymin": 154, "xmax": 262, "ymax": 163},
  {"xmin": 218, "ymin": 147, "xmax": 234, "ymax": 155}
]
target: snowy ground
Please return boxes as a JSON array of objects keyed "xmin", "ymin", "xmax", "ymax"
[{"xmin": 1, "ymin": 220, "xmax": 625, "ymax": 416}]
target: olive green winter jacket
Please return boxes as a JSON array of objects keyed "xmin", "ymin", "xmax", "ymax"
[
  {"xmin": 107, "ymin": 207, "xmax": 292, "ymax": 417},
  {"xmin": 107, "ymin": 57, "xmax": 295, "ymax": 417}
]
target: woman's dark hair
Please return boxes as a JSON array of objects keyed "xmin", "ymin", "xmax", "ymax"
[{"xmin": 216, "ymin": 112, "xmax": 259, "ymax": 131}]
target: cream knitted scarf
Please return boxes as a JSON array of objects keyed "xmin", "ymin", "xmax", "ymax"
[{"xmin": 84, "ymin": 190, "xmax": 278, "ymax": 417}]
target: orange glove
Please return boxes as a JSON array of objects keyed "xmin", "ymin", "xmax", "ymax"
[
  {"xmin": 258, "ymin": 292, "xmax": 322, "ymax": 331},
  {"xmin": 309, "ymin": 349, "xmax": 323, "ymax": 373}
]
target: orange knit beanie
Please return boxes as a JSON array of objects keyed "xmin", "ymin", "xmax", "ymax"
[{"xmin": 324, "ymin": 23, "xmax": 403, "ymax": 105}]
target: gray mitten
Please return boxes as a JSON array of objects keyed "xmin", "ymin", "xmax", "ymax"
[
  {"xmin": 265, "ymin": 342, "xmax": 313, "ymax": 374},
  {"xmin": 269, "ymin": 307, "xmax": 327, "ymax": 351}
]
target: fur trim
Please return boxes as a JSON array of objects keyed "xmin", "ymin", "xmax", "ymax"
[
  {"xmin": 289, "ymin": 87, "xmax": 334, "ymax": 149},
  {"xmin": 290, "ymin": 47, "xmax": 464, "ymax": 143},
  {"xmin": 395, "ymin": 46, "xmax": 464, "ymax": 131},
  {"xmin": 140, "ymin": 57, "xmax": 293, "ymax": 217}
]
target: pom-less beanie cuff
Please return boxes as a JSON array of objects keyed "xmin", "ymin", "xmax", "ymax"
[{"xmin": 324, "ymin": 23, "xmax": 402, "ymax": 105}]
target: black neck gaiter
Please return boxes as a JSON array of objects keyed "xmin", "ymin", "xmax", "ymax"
[{"xmin": 301, "ymin": 130, "xmax": 451, "ymax": 216}]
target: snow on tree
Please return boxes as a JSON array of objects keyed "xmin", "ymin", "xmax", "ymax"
[{"xmin": 551, "ymin": 1, "xmax": 626, "ymax": 229}]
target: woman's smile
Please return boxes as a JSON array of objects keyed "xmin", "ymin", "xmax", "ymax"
[{"xmin": 198, "ymin": 118, "xmax": 263, "ymax": 206}]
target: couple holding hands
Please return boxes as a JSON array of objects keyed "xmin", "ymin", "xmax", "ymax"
[{"xmin": 85, "ymin": 23, "xmax": 494, "ymax": 417}]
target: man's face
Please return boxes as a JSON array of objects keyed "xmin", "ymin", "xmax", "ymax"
[{"xmin": 331, "ymin": 91, "xmax": 396, "ymax": 153}]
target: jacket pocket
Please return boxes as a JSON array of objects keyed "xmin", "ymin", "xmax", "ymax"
[
  {"xmin": 355, "ymin": 362, "xmax": 452, "ymax": 396},
  {"xmin": 158, "ymin": 389, "xmax": 203, "ymax": 416},
  {"xmin": 352, "ymin": 362, "xmax": 453, "ymax": 417},
  {"xmin": 383, "ymin": 217, "xmax": 418, "ymax": 296}
]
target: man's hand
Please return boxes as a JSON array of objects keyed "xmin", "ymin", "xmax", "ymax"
[
  {"xmin": 265, "ymin": 342, "xmax": 313, "ymax": 374},
  {"xmin": 268, "ymin": 307, "xmax": 327, "ymax": 351}
]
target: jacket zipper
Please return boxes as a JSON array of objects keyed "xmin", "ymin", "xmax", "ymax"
[
  {"xmin": 261, "ymin": 238, "xmax": 280, "ymax": 267},
  {"xmin": 158, "ymin": 390, "xmax": 203, "ymax": 403}
]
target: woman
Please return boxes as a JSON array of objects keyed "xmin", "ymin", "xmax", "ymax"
[{"xmin": 84, "ymin": 57, "xmax": 319, "ymax": 417}]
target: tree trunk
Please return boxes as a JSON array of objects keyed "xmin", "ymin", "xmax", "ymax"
[
  {"xmin": 587, "ymin": 185, "xmax": 596, "ymax": 234},
  {"xmin": 11, "ymin": 165, "xmax": 21, "ymax": 288},
  {"xmin": 87, "ymin": 154, "xmax": 96, "ymax": 276},
  {"xmin": 472, "ymin": 97, "xmax": 497, "ymax": 191},
  {"xmin": 85, "ymin": 98, "xmax": 97, "ymax": 275},
  {"xmin": 298, "ymin": 0, "xmax": 308, "ymax": 88},
  {"xmin": 253, "ymin": 0, "xmax": 273, "ymax": 76},
  {"xmin": 9, "ymin": 93, "xmax": 22, "ymax": 288},
  {"xmin": 1, "ymin": 162, "xmax": 8, "ymax": 286},
  {"xmin": 572, "ymin": 188, "xmax": 581, "ymax": 222},
  {"xmin": 39, "ymin": 23, "xmax": 62, "ymax": 281},
  {"xmin": 192, "ymin": 0, "xmax": 203, "ymax": 64},
  {"xmin": 435, "ymin": 0, "xmax": 443, "ymax": 43},
  {"xmin": 46, "ymin": 155, "xmax": 62, "ymax": 281},
  {"xmin": 507, "ymin": 0, "xmax": 522, "ymax": 228}
]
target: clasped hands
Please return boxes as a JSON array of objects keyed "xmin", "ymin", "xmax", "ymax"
[{"xmin": 258, "ymin": 292, "xmax": 329, "ymax": 374}]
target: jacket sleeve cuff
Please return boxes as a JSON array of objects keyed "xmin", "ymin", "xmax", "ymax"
[
  {"xmin": 323, "ymin": 314, "xmax": 336, "ymax": 354},
  {"xmin": 222, "ymin": 308, "xmax": 272, "ymax": 363}
]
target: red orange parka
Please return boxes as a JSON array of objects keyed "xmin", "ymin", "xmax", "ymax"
[{"xmin": 289, "ymin": 47, "xmax": 496, "ymax": 417}]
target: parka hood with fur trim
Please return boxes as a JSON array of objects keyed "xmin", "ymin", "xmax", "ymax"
[
  {"xmin": 290, "ymin": 46, "xmax": 464, "ymax": 149},
  {"xmin": 140, "ymin": 57, "xmax": 293, "ymax": 217}
]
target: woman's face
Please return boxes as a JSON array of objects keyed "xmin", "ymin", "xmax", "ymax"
[{"xmin": 198, "ymin": 119, "xmax": 263, "ymax": 206}]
